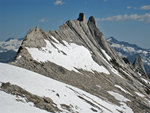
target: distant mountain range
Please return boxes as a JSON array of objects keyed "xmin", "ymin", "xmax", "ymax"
[
  {"xmin": 0, "ymin": 38, "xmax": 22, "ymax": 62},
  {"xmin": 107, "ymin": 37, "xmax": 150, "ymax": 76}
]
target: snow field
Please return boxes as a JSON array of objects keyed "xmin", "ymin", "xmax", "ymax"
[
  {"xmin": 114, "ymin": 85, "xmax": 132, "ymax": 95},
  {"xmin": 26, "ymin": 36, "xmax": 110, "ymax": 74}
]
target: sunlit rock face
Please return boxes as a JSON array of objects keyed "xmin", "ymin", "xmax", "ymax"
[{"xmin": 4, "ymin": 13, "xmax": 150, "ymax": 113}]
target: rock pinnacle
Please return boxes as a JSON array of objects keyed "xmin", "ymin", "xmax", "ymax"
[{"xmin": 77, "ymin": 13, "xmax": 86, "ymax": 22}]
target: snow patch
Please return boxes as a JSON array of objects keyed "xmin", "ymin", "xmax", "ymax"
[
  {"xmin": 115, "ymin": 85, "xmax": 132, "ymax": 95},
  {"xmin": 0, "ymin": 91, "xmax": 49, "ymax": 113},
  {"xmin": 108, "ymin": 91, "xmax": 130, "ymax": 102},
  {"xmin": 120, "ymin": 68, "xmax": 132, "ymax": 78},
  {"xmin": 117, "ymin": 52, "xmax": 127, "ymax": 57},
  {"xmin": 0, "ymin": 82, "xmax": 2, "ymax": 87},
  {"xmin": 96, "ymin": 85, "xmax": 101, "ymax": 88},
  {"xmin": 126, "ymin": 47, "xmax": 135, "ymax": 52},
  {"xmin": 26, "ymin": 37, "xmax": 110, "ymax": 74},
  {"xmin": 141, "ymin": 78, "xmax": 150, "ymax": 84},
  {"xmin": 111, "ymin": 67, "xmax": 124, "ymax": 79},
  {"xmin": 111, "ymin": 44, "xmax": 135, "ymax": 53},
  {"xmin": 144, "ymin": 98, "xmax": 150, "ymax": 107},
  {"xmin": 107, "ymin": 91, "xmax": 133, "ymax": 113},
  {"xmin": 135, "ymin": 92, "xmax": 145, "ymax": 98},
  {"xmin": 101, "ymin": 49, "xmax": 111, "ymax": 61},
  {"xmin": 137, "ymin": 50, "xmax": 142, "ymax": 53},
  {"xmin": 17, "ymin": 55, "xmax": 22, "ymax": 60},
  {"xmin": 111, "ymin": 44, "xmax": 121, "ymax": 48},
  {"xmin": 143, "ymin": 51, "xmax": 148, "ymax": 55},
  {"xmin": 147, "ymin": 99, "xmax": 150, "ymax": 107},
  {"xmin": 51, "ymin": 36, "xmax": 59, "ymax": 43}
]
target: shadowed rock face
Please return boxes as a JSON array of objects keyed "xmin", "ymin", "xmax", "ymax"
[
  {"xmin": 132, "ymin": 55, "xmax": 148, "ymax": 78},
  {"xmin": 77, "ymin": 13, "xmax": 86, "ymax": 22},
  {"xmin": 87, "ymin": 16, "xmax": 121, "ymax": 62},
  {"xmin": 88, "ymin": 16, "xmax": 97, "ymax": 26},
  {"xmin": 11, "ymin": 13, "xmax": 150, "ymax": 112}
]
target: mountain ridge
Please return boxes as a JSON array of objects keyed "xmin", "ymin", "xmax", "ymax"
[
  {"xmin": 107, "ymin": 37, "xmax": 150, "ymax": 51},
  {"xmin": 1, "ymin": 13, "xmax": 150, "ymax": 113},
  {"xmin": 0, "ymin": 38, "xmax": 22, "ymax": 63}
]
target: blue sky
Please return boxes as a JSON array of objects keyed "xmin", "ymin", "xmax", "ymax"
[{"xmin": 0, "ymin": 0, "xmax": 150, "ymax": 49}]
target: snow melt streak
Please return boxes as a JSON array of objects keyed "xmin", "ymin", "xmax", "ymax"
[
  {"xmin": 26, "ymin": 36, "xmax": 109, "ymax": 74},
  {"xmin": 114, "ymin": 85, "xmax": 132, "ymax": 95}
]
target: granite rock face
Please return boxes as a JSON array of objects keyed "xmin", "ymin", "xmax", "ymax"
[
  {"xmin": 132, "ymin": 55, "xmax": 148, "ymax": 78},
  {"xmin": 10, "ymin": 13, "xmax": 150, "ymax": 112}
]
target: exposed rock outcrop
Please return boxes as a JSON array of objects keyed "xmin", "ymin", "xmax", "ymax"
[
  {"xmin": 77, "ymin": 13, "xmax": 86, "ymax": 22},
  {"xmin": 1, "ymin": 82, "xmax": 61, "ymax": 112},
  {"xmin": 132, "ymin": 55, "xmax": 148, "ymax": 78}
]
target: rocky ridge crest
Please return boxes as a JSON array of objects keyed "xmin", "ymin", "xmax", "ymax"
[
  {"xmin": 10, "ymin": 13, "xmax": 150, "ymax": 112},
  {"xmin": 132, "ymin": 55, "xmax": 148, "ymax": 78}
]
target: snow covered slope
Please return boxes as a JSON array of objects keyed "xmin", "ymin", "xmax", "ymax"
[
  {"xmin": 26, "ymin": 38, "xmax": 109, "ymax": 74},
  {"xmin": 0, "ymin": 91, "xmax": 50, "ymax": 113},
  {"xmin": 107, "ymin": 37, "xmax": 150, "ymax": 76},
  {"xmin": 0, "ymin": 63, "xmax": 134, "ymax": 113}
]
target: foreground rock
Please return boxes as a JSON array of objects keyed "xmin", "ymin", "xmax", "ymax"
[{"xmin": 1, "ymin": 82, "xmax": 60, "ymax": 112}]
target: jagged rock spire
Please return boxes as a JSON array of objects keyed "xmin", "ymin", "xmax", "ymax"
[
  {"xmin": 87, "ymin": 15, "xmax": 112, "ymax": 56},
  {"xmin": 132, "ymin": 55, "xmax": 148, "ymax": 78},
  {"xmin": 35, "ymin": 26, "xmax": 40, "ymax": 31},
  {"xmin": 77, "ymin": 13, "xmax": 86, "ymax": 22},
  {"xmin": 88, "ymin": 16, "xmax": 96, "ymax": 26}
]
